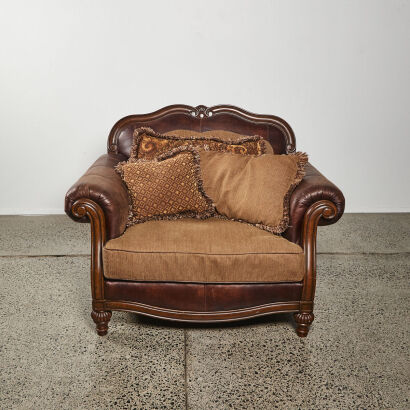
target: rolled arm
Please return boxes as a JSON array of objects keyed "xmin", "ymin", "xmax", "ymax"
[
  {"xmin": 283, "ymin": 163, "xmax": 345, "ymax": 244},
  {"xmin": 65, "ymin": 153, "xmax": 129, "ymax": 240}
]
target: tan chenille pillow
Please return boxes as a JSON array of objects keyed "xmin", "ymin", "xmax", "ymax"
[
  {"xmin": 116, "ymin": 147, "xmax": 214, "ymax": 226},
  {"xmin": 200, "ymin": 151, "xmax": 308, "ymax": 234},
  {"xmin": 131, "ymin": 127, "xmax": 266, "ymax": 160}
]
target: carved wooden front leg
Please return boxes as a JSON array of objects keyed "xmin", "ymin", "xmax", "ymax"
[
  {"xmin": 296, "ymin": 200, "xmax": 337, "ymax": 337},
  {"xmin": 72, "ymin": 199, "xmax": 111, "ymax": 336},
  {"xmin": 91, "ymin": 310, "xmax": 112, "ymax": 336},
  {"xmin": 294, "ymin": 312, "xmax": 314, "ymax": 337}
]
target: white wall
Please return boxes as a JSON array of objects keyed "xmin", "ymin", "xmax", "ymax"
[{"xmin": 0, "ymin": 0, "xmax": 409, "ymax": 214}]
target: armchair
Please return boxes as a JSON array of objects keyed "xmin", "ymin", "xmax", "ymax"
[{"xmin": 65, "ymin": 105, "xmax": 344, "ymax": 337}]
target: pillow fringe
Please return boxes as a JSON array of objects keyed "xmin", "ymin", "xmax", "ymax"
[
  {"xmin": 274, "ymin": 151, "xmax": 308, "ymax": 234},
  {"xmin": 131, "ymin": 126, "xmax": 266, "ymax": 158},
  {"xmin": 210, "ymin": 151, "xmax": 308, "ymax": 235},
  {"xmin": 115, "ymin": 145, "xmax": 215, "ymax": 228},
  {"xmin": 120, "ymin": 132, "xmax": 308, "ymax": 235}
]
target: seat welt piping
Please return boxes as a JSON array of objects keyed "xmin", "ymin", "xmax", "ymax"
[{"xmin": 103, "ymin": 248, "xmax": 303, "ymax": 256}]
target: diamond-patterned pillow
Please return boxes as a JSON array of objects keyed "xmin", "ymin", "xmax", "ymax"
[{"xmin": 115, "ymin": 146, "xmax": 214, "ymax": 226}]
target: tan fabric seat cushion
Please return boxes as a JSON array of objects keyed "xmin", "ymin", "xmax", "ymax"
[
  {"xmin": 103, "ymin": 218, "xmax": 305, "ymax": 283},
  {"xmin": 165, "ymin": 129, "xmax": 275, "ymax": 154},
  {"xmin": 200, "ymin": 151, "xmax": 308, "ymax": 234},
  {"xmin": 131, "ymin": 127, "xmax": 266, "ymax": 160}
]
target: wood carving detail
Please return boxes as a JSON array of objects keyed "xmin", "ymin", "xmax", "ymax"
[
  {"xmin": 104, "ymin": 300, "xmax": 301, "ymax": 323},
  {"xmin": 190, "ymin": 105, "xmax": 213, "ymax": 118},
  {"xmin": 72, "ymin": 198, "xmax": 109, "ymax": 335},
  {"xmin": 107, "ymin": 104, "xmax": 296, "ymax": 154},
  {"xmin": 294, "ymin": 312, "xmax": 314, "ymax": 337},
  {"xmin": 72, "ymin": 199, "xmax": 106, "ymax": 301},
  {"xmin": 302, "ymin": 200, "xmax": 338, "ymax": 301},
  {"xmin": 91, "ymin": 310, "xmax": 112, "ymax": 336},
  {"xmin": 294, "ymin": 312, "xmax": 314, "ymax": 325},
  {"xmin": 292, "ymin": 200, "xmax": 338, "ymax": 337}
]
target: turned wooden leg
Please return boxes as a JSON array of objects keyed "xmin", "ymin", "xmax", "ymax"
[
  {"xmin": 91, "ymin": 310, "xmax": 112, "ymax": 336},
  {"xmin": 294, "ymin": 312, "xmax": 314, "ymax": 337}
]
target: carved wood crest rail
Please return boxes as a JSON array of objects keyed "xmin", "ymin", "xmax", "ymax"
[{"xmin": 107, "ymin": 104, "xmax": 296, "ymax": 154}]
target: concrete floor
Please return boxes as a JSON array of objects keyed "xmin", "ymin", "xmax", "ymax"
[{"xmin": 0, "ymin": 214, "xmax": 409, "ymax": 409}]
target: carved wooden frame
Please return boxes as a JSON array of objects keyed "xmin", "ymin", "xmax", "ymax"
[
  {"xmin": 72, "ymin": 197, "xmax": 337, "ymax": 337},
  {"xmin": 295, "ymin": 200, "xmax": 337, "ymax": 336},
  {"xmin": 107, "ymin": 104, "xmax": 296, "ymax": 154}
]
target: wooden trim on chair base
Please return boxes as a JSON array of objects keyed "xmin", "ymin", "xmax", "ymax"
[{"xmin": 104, "ymin": 300, "xmax": 301, "ymax": 323}]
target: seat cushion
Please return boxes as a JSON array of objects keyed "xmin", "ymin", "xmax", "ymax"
[{"xmin": 103, "ymin": 218, "xmax": 305, "ymax": 283}]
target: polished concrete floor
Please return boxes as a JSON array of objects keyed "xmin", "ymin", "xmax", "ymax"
[{"xmin": 0, "ymin": 214, "xmax": 409, "ymax": 409}]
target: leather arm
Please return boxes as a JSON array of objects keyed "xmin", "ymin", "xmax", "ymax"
[
  {"xmin": 65, "ymin": 153, "xmax": 129, "ymax": 240},
  {"xmin": 283, "ymin": 163, "xmax": 345, "ymax": 244}
]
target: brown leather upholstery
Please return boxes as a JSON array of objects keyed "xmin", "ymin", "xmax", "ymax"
[
  {"xmin": 64, "ymin": 153, "xmax": 345, "ymax": 246},
  {"xmin": 65, "ymin": 153, "xmax": 129, "ymax": 240},
  {"xmin": 103, "ymin": 218, "xmax": 305, "ymax": 283},
  {"xmin": 64, "ymin": 140, "xmax": 344, "ymax": 247},
  {"xmin": 104, "ymin": 281, "xmax": 303, "ymax": 312},
  {"xmin": 110, "ymin": 108, "xmax": 291, "ymax": 157},
  {"xmin": 284, "ymin": 163, "xmax": 345, "ymax": 244}
]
